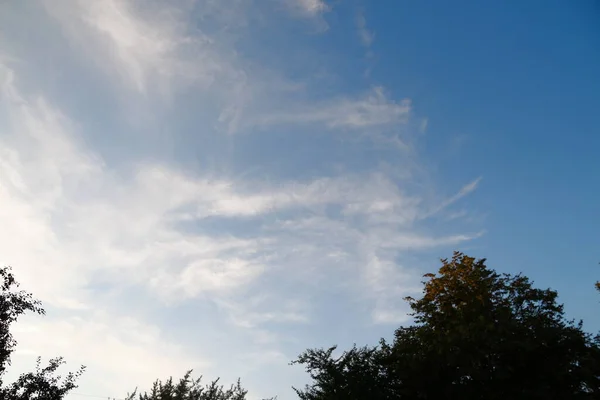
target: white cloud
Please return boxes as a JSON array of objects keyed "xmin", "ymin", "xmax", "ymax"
[
  {"xmin": 378, "ymin": 231, "xmax": 484, "ymax": 250},
  {"xmin": 0, "ymin": 63, "xmax": 273, "ymax": 309},
  {"xmin": 0, "ymin": 63, "xmax": 298, "ymax": 397},
  {"xmin": 421, "ymin": 177, "xmax": 483, "ymax": 219},
  {"xmin": 218, "ymin": 294, "xmax": 310, "ymax": 329},
  {"xmin": 0, "ymin": 2, "xmax": 484, "ymax": 398},
  {"xmin": 40, "ymin": 0, "xmax": 340, "ymax": 136},
  {"xmin": 257, "ymin": 86, "xmax": 411, "ymax": 130},
  {"xmin": 419, "ymin": 118, "xmax": 429, "ymax": 133},
  {"xmin": 0, "ymin": 65, "xmax": 475, "ymax": 323},
  {"xmin": 43, "ymin": 0, "xmax": 245, "ymax": 103},
  {"xmin": 39, "ymin": 1, "xmax": 405, "ymax": 139},
  {"xmin": 357, "ymin": 12, "xmax": 374, "ymax": 48},
  {"xmin": 11, "ymin": 311, "xmax": 204, "ymax": 399},
  {"xmin": 445, "ymin": 209, "xmax": 468, "ymax": 220},
  {"xmin": 290, "ymin": 0, "xmax": 330, "ymax": 16}
]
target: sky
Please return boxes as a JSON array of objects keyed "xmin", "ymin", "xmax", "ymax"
[{"xmin": 0, "ymin": 0, "xmax": 599, "ymax": 399}]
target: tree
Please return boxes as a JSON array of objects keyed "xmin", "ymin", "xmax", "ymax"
[
  {"xmin": 0, "ymin": 266, "xmax": 85, "ymax": 399},
  {"xmin": 125, "ymin": 370, "xmax": 275, "ymax": 400},
  {"xmin": 294, "ymin": 252, "xmax": 600, "ymax": 399},
  {"xmin": 292, "ymin": 344, "xmax": 392, "ymax": 400}
]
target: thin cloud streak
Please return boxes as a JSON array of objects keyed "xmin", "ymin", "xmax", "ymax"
[
  {"xmin": 357, "ymin": 12, "xmax": 375, "ymax": 48},
  {"xmin": 294, "ymin": 0, "xmax": 329, "ymax": 15},
  {"xmin": 420, "ymin": 177, "xmax": 483, "ymax": 219},
  {"xmin": 256, "ymin": 86, "xmax": 411, "ymax": 130}
]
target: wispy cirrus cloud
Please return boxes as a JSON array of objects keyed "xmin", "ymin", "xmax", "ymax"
[
  {"xmin": 256, "ymin": 86, "xmax": 411, "ymax": 130},
  {"xmin": 290, "ymin": 0, "xmax": 330, "ymax": 17},
  {"xmin": 44, "ymin": 0, "xmax": 240, "ymax": 97},
  {"xmin": 0, "ymin": 1, "xmax": 482, "ymax": 399},
  {"xmin": 357, "ymin": 11, "xmax": 375, "ymax": 48},
  {"xmin": 421, "ymin": 177, "xmax": 483, "ymax": 219}
]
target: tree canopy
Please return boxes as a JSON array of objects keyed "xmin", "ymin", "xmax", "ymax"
[
  {"xmin": 0, "ymin": 266, "xmax": 85, "ymax": 400},
  {"xmin": 126, "ymin": 370, "xmax": 275, "ymax": 400},
  {"xmin": 293, "ymin": 252, "xmax": 600, "ymax": 399}
]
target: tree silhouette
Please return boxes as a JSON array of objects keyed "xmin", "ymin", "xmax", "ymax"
[
  {"xmin": 0, "ymin": 266, "xmax": 85, "ymax": 399},
  {"xmin": 294, "ymin": 252, "xmax": 600, "ymax": 399},
  {"xmin": 126, "ymin": 370, "xmax": 275, "ymax": 400},
  {"xmin": 596, "ymin": 262, "xmax": 599, "ymax": 293}
]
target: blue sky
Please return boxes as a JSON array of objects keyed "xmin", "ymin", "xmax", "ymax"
[{"xmin": 0, "ymin": 1, "xmax": 598, "ymax": 399}]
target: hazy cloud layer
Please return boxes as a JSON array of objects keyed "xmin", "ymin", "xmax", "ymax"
[{"xmin": 0, "ymin": 1, "xmax": 481, "ymax": 399}]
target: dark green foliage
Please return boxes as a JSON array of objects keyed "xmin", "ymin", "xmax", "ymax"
[
  {"xmin": 126, "ymin": 370, "xmax": 275, "ymax": 400},
  {"xmin": 2, "ymin": 357, "xmax": 84, "ymax": 400},
  {"xmin": 292, "ymin": 345, "xmax": 393, "ymax": 400},
  {"xmin": 294, "ymin": 252, "xmax": 600, "ymax": 399},
  {"xmin": 0, "ymin": 266, "xmax": 44, "ymax": 379},
  {"xmin": 0, "ymin": 266, "xmax": 85, "ymax": 399}
]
